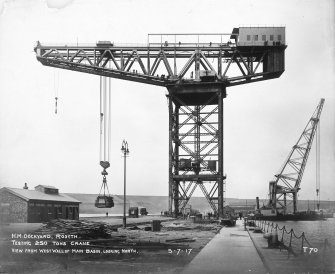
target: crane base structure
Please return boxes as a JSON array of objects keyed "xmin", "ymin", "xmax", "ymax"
[
  {"xmin": 168, "ymin": 83, "xmax": 226, "ymax": 217},
  {"xmin": 34, "ymin": 29, "xmax": 286, "ymax": 218}
]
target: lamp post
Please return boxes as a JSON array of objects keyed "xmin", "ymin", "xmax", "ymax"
[{"xmin": 121, "ymin": 140, "xmax": 129, "ymax": 228}]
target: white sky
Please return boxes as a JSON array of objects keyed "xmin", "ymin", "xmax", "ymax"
[{"xmin": 0, "ymin": 0, "xmax": 334, "ymax": 201}]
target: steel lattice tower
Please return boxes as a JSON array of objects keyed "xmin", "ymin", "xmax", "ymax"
[{"xmin": 167, "ymin": 84, "xmax": 226, "ymax": 216}]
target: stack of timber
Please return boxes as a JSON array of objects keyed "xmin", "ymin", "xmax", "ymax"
[
  {"xmin": 36, "ymin": 219, "xmax": 117, "ymax": 239},
  {"xmin": 163, "ymin": 222, "xmax": 222, "ymax": 232},
  {"xmin": 34, "ymin": 219, "xmax": 191, "ymax": 250}
]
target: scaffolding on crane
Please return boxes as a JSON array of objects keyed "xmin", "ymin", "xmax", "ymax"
[{"xmin": 267, "ymin": 98, "xmax": 325, "ymax": 216}]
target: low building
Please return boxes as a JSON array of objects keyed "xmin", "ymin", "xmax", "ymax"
[
  {"xmin": 231, "ymin": 205, "xmax": 256, "ymax": 217},
  {"xmin": 0, "ymin": 184, "xmax": 80, "ymax": 223}
]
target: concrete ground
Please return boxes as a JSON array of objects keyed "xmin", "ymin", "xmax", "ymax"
[
  {"xmin": 182, "ymin": 219, "xmax": 268, "ymax": 274},
  {"xmin": 181, "ymin": 219, "xmax": 335, "ymax": 274}
]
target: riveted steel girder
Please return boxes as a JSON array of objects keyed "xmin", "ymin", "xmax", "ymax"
[
  {"xmin": 35, "ymin": 42, "xmax": 285, "ymax": 88},
  {"xmin": 168, "ymin": 88, "xmax": 226, "ymax": 218}
]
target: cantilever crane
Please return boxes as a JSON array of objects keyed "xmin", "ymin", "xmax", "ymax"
[
  {"xmin": 268, "ymin": 98, "xmax": 325, "ymax": 214},
  {"xmin": 34, "ymin": 28, "xmax": 286, "ymax": 217}
]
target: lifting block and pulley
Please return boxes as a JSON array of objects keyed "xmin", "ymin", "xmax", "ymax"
[{"xmin": 95, "ymin": 161, "xmax": 114, "ymax": 208}]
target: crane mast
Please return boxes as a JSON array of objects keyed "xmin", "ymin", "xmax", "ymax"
[{"xmin": 269, "ymin": 98, "xmax": 325, "ymax": 214}]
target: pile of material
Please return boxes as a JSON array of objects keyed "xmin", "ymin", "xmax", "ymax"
[
  {"xmin": 163, "ymin": 222, "xmax": 221, "ymax": 232},
  {"xmin": 34, "ymin": 219, "xmax": 190, "ymax": 250},
  {"xmin": 163, "ymin": 222, "xmax": 193, "ymax": 231},
  {"xmin": 36, "ymin": 219, "xmax": 118, "ymax": 239}
]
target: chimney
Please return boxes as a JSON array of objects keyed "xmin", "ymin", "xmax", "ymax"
[
  {"xmin": 256, "ymin": 197, "xmax": 260, "ymax": 210},
  {"xmin": 23, "ymin": 183, "xmax": 28, "ymax": 190}
]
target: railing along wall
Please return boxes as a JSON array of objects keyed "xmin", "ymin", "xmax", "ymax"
[{"xmin": 253, "ymin": 219, "xmax": 331, "ymax": 260}]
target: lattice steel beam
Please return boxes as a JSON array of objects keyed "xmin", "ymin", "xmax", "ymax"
[{"xmin": 35, "ymin": 41, "xmax": 285, "ymax": 87}]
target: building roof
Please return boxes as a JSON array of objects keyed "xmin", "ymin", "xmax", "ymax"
[
  {"xmin": 1, "ymin": 187, "xmax": 81, "ymax": 203},
  {"xmin": 35, "ymin": 185, "xmax": 58, "ymax": 189}
]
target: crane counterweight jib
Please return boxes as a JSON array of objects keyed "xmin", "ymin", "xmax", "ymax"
[{"xmin": 34, "ymin": 28, "xmax": 286, "ymax": 88}]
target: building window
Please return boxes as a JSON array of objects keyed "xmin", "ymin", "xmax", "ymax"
[
  {"xmin": 247, "ymin": 35, "xmax": 251, "ymax": 41},
  {"xmin": 270, "ymin": 35, "xmax": 274, "ymax": 41},
  {"xmin": 262, "ymin": 35, "xmax": 266, "ymax": 41},
  {"xmin": 278, "ymin": 35, "xmax": 282, "ymax": 41},
  {"xmin": 254, "ymin": 35, "xmax": 258, "ymax": 41}
]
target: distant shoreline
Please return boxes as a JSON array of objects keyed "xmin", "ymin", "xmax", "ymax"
[{"xmin": 67, "ymin": 193, "xmax": 335, "ymax": 215}]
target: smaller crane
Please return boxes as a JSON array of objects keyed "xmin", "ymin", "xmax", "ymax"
[{"xmin": 268, "ymin": 98, "xmax": 325, "ymax": 215}]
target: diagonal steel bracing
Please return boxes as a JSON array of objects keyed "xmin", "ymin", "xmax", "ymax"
[
  {"xmin": 168, "ymin": 89, "xmax": 225, "ymax": 217},
  {"xmin": 35, "ymin": 37, "xmax": 285, "ymax": 87}
]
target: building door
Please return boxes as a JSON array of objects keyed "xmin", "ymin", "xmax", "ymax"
[
  {"xmin": 41, "ymin": 206, "xmax": 48, "ymax": 222},
  {"xmin": 47, "ymin": 206, "xmax": 53, "ymax": 221},
  {"xmin": 68, "ymin": 207, "xmax": 73, "ymax": 220},
  {"xmin": 28, "ymin": 206, "xmax": 40, "ymax": 223},
  {"xmin": 0, "ymin": 203, "xmax": 10, "ymax": 223}
]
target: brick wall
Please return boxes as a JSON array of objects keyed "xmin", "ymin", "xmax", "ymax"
[{"xmin": 0, "ymin": 189, "xmax": 28, "ymax": 223}]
